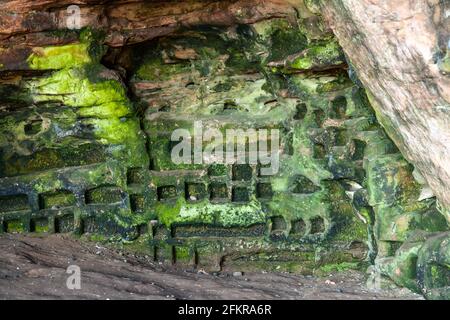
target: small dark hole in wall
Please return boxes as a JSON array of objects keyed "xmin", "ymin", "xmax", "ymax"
[
  {"xmin": 130, "ymin": 194, "xmax": 145, "ymax": 213},
  {"xmin": 258, "ymin": 162, "xmax": 275, "ymax": 177},
  {"xmin": 313, "ymin": 143, "xmax": 326, "ymax": 159},
  {"xmin": 210, "ymin": 183, "xmax": 228, "ymax": 201},
  {"xmin": 256, "ymin": 183, "xmax": 273, "ymax": 199},
  {"xmin": 127, "ymin": 168, "xmax": 144, "ymax": 185},
  {"xmin": 236, "ymin": 24, "xmax": 255, "ymax": 38},
  {"xmin": 158, "ymin": 105, "xmax": 170, "ymax": 112},
  {"xmin": 228, "ymin": 136, "xmax": 250, "ymax": 153},
  {"xmin": 39, "ymin": 190, "xmax": 76, "ymax": 210},
  {"xmin": 185, "ymin": 182, "xmax": 207, "ymax": 201},
  {"xmin": 310, "ymin": 216, "xmax": 325, "ymax": 234},
  {"xmin": 55, "ymin": 214, "xmax": 74, "ymax": 233},
  {"xmin": 194, "ymin": 250, "xmax": 199, "ymax": 267},
  {"xmin": 172, "ymin": 246, "xmax": 176, "ymax": 264},
  {"xmin": 354, "ymin": 167, "xmax": 366, "ymax": 184},
  {"xmin": 157, "ymin": 185, "xmax": 177, "ymax": 201},
  {"xmin": 138, "ymin": 223, "xmax": 148, "ymax": 236},
  {"xmin": 385, "ymin": 140, "xmax": 400, "ymax": 154},
  {"xmin": 167, "ymin": 138, "xmax": 193, "ymax": 162},
  {"xmin": 153, "ymin": 225, "xmax": 170, "ymax": 241},
  {"xmin": 232, "ymin": 164, "xmax": 253, "ymax": 181},
  {"xmin": 352, "ymin": 139, "xmax": 367, "ymax": 160},
  {"xmin": 149, "ymin": 158, "xmax": 156, "ymax": 171},
  {"xmin": 24, "ymin": 119, "xmax": 42, "ymax": 135},
  {"xmin": 291, "ymin": 219, "xmax": 306, "ymax": 236},
  {"xmin": 224, "ymin": 101, "xmax": 237, "ymax": 110},
  {"xmin": 294, "ymin": 102, "xmax": 307, "ymax": 120},
  {"xmin": 292, "ymin": 175, "xmax": 320, "ymax": 194},
  {"xmin": 153, "ymin": 246, "xmax": 159, "ymax": 261},
  {"xmin": 208, "ymin": 164, "xmax": 228, "ymax": 176},
  {"xmin": 168, "ymin": 139, "xmax": 181, "ymax": 153},
  {"xmin": 85, "ymin": 186, "xmax": 123, "ymax": 204},
  {"xmin": 30, "ymin": 218, "xmax": 49, "ymax": 233},
  {"xmin": 0, "ymin": 194, "xmax": 29, "ymax": 213},
  {"xmin": 328, "ymin": 127, "xmax": 347, "ymax": 146},
  {"xmin": 271, "ymin": 216, "xmax": 287, "ymax": 232},
  {"xmin": 330, "ymin": 96, "xmax": 347, "ymax": 119},
  {"xmin": 185, "ymin": 82, "xmax": 195, "ymax": 88},
  {"xmin": 223, "ymin": 101, "xmax": 238, "ymax": 111},
  {"xmin": 4, "ymin": 220, "xmax": 24, "ymax": 233},
  {"xmin": 314, "ymin": 109, "xmax": 325, "ymax": 127}
]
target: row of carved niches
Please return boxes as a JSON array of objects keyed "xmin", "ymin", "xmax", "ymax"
[
  {"xmin": 0, "ymin": 163, "xmax": 306, "ymax": 206},
  {"xmin": 0, "ymin": 156, "xmax": 342, "ymax": 249},
  {"xmin": 0, "ymin": 17, "xmax": 444, "ymax": 280}
]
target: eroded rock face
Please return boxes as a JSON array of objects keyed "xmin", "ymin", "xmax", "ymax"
[
  {"xmin": 0, "ymin": 0, "xmax": 297, "ymax": 70},
  {"xmin": 0, "ymin": 0, "xmax": 449, "ymax": 298}
]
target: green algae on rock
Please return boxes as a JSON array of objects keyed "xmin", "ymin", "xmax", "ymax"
[
  {"xmin": 22, "ymin": 37, "xmax": 148, "ymax": 169},
  {"xmin": 0, "ymin": 9, "xmax": 449, "ymax": 296},
  {"xmin": 27, "ymin": 43, "xmax": 92, "ymax": 70}
]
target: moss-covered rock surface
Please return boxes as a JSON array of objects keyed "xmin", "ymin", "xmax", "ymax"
[{"xmin": 0, "ymin": 9, "xmax": 448, "ymax": 299}]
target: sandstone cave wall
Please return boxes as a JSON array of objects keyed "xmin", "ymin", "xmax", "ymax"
[{"xmin": 0, "ymin": 0, "xmax": 448, "ymax": 299}]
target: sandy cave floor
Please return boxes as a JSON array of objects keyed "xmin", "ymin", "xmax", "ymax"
[{"xmin": 0, "ymin": 234, "xmax": 423, "ymax": 300}]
